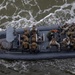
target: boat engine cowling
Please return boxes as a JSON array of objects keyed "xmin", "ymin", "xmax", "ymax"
[
  {"xmin": 1, "ymin": 40, "xmax": 12, "ymax": 49},
  {"xmin": 6, "ymin": 26, "xmax": 16, "ymax": 43}
]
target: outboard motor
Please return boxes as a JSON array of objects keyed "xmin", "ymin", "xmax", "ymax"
[
  {"xmin": 1, "ymin": 40, "xmax": 12, "ymax": 50},
  {"xmin": 5, "ymin": 26, "xmax": 17, "ymax": 49},
  {"xmin": 1, "ymin": 26, "xmax": 16, "ymax": 50},
  {"xmin": 6, "ymin": 26, "xmax": 16, "ymax": 43}
]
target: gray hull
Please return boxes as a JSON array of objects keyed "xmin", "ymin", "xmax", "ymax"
[
  {"xmin": 0, "ymin": 52, "xmax": 75, "ymax": 60},
  {"xmin": 0, "ymin": 25, "xmax": 74, "ymax": 60}
]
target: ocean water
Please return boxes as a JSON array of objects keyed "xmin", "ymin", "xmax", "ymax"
[
  {"xmin": 0, "ymin": 0, "xmax": 75, "ymax": 75},
  {"xmin": 0, "ymin": 0, "xmax": 75, "ymax": 28}
]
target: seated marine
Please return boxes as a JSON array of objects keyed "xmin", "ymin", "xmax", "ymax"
[
  {"xmin": 48, "ymin": 37, "xmax": 60, "ymax": 49},
  {"xmin": 70, "ymin": 37, "xmax": 75, "ymax": 50},
  {"xmin": 20, "ymin": 35, "xmax": 29, "ymax": 49},
  {"xmin": 61, "ymin": 23, "xmax": 69, "ymax": 30},
  {"xmin": 22, "ymin": 41, "xmax": 29, "ymax": 49},
  {"xmin": 47, "ymin": 30, "xmax": 55, "ymax": 41},
  {"xmin": 31, "ymin": 36, "xmax": 36, "ymax": 42},
  {"xmin": 30, "ymin": 25, "xmax": 38, "ymax": 35},
  {"xmin": 66, "ymin": 28, "xmax": 74, "ymax": 37},
  {"xmin": 21, "ymin": 35, "xmax": 29, "ymax": 42},
  {"xmin": 61, "ymin": 37, "xmax": 71, "ymax": 49},
  {"xmin": 24, "ymin": 28, "xmax": 30, "ymax": 37},
  {"xmin": 31, "ymin": 33, "xmax": 37, "ymax": 42},
  {"xmin": 61, "ymin": 23, "xmax": 70, "ymax": 34},
  {"xmin": 30, "ymin": 42, "xmax": 39, "ymax": 53}
]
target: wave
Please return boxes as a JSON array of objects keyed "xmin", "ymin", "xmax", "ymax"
[{"xmin": 0, "ymin": 0, "xmax": 75, "ymax": 28}]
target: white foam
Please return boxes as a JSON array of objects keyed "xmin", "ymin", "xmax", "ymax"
[
  {"xmin": 34, "ymin": 1, "xmax": 75, "ymax": 26},
  {"xmin": 0, "ymin": 28, "xmax": 2, "ymax": 31},
  {"xmin": 70, "ymin": 2, "xmax": 75, "ymax": 16},
  {"xmin": 23, "ymin": 0, "xmax": 32, "ymax": 4},
  {"xmin": 0, "ymin": 0, "xmax": 75, "ymax": 30},
  {"xmin": 66, "ymin": 17, "xmax": 75, "ymax": 24}
]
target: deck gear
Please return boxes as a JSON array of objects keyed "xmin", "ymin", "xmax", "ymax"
[{"xmin": 6, "ymin": 26, "xmax": 16, "ymax": 42}]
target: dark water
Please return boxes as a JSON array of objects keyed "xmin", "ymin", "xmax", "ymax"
[
  {"xmin": 0, "ymin": 0, "xmax": 75, "ymax": 27},
  {"xmin": 0, "ymin": 0, "xmax": 75, "ymax": 75}
]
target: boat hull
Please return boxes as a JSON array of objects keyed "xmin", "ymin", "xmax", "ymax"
[
  {"xmin": 0, "ymin": 25, "xmax": 75, "ymax": 60},
  {"xmin": 0, "ymin": 51, "xmax": 75, "ymax": 60}
]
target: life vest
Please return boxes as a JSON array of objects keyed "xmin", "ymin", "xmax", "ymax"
[
  {"xmin": 31, "ymin": 37, "xmax": 36, "ymax": 42},
  {"xmin": 24, "ymin": 29, "xmax": 29, "ymax": 37},
  {"xmin": 22, "ymin": 35, "xmax": 29, "ymax": 42},
  {"xmin": 22, "ymin": 42, "xmax": 29, "ymax": 49},
  {"xmin": 31, "ymin": 42, "xmax": 37, "ymax": 50}
]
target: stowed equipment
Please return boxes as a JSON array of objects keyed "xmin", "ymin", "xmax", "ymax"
[{"xmin": 20, "ymin": 25, "xmax": 44, "ymax": 53}]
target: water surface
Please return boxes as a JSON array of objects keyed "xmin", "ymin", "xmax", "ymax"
[{"xmin": 0, "ymin": 0, "xmax": 75, "ymax": 75}]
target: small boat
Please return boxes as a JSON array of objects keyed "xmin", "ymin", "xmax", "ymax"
[{"xmin": 0, "ymin": 24, "xmax": 75, "ymax": 60}]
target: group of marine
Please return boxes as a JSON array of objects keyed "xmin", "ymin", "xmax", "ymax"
[
  {"xmin": 47, "ymin": 23, "xmax": 75, "ymax": 51},
  {"xmin": 20, "ymin": 23, "xmax": 75, "ymax": 53},
  {"xmin": 20, "ymin": 25, "xmax": 41, "ymax": 53}
]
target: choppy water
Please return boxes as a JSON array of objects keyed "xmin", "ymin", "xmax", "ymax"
[
  {"xmin": 0, "ymin": 0, "xmax": 75, "ymax": 28},
  {"xmin": 0, "ymin": 0, "xmax": 75, "ymax": 75}
]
